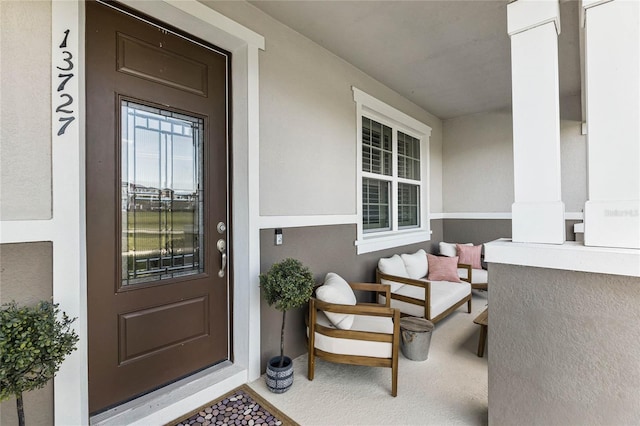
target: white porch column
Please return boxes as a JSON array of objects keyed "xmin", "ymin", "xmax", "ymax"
[
  {"xmin": 507, "ymin": 0, "xmax": 565, "ymax": 244},
  {"xmin": 582, "ymin": 0, "xmax": 640, "ymax": 249}
]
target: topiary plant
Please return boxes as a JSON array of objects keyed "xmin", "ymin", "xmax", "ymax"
[
  {"xmin": 0, "ymin": 301, "xmax": 79, "ymax": 426},
  {"xmin": 259, "ymin": 258, "xmax": 314, "ymax": 367}
]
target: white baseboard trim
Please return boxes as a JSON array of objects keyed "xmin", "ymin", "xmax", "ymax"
[
  {"xmin": 433, "ymin": 212, "xmax": 584, "ymax": 220},
  {"xmin": 259, "ymin": 214, "xmax": 357, "ymax": 229},
  {"xmin": 0, "ymin": 219, "xmax": 55, "ymax": 243},
  {"xmin": 256, "ymin": 212, "xmax": 585, "ymax": 229},
  {"xmin": 565, "ymin": 212, "xmax": 585, "ymax": 220},
  {"xmin": 437, "ymin": 212, "xmax": 512, "ymax": 219}
]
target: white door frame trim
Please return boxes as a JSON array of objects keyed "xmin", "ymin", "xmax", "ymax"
[{"xmin": 49, "ymin": 1, "xmax": 264, "ymax": 423}]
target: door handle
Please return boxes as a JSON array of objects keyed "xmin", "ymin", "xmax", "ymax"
[
  {"xmin": 217, "ymin": 239, "xmax": 226, "ymax": 278},
  {"xmin": 219, "ymin": 253, "xmax": 227, "ymax": 278}
]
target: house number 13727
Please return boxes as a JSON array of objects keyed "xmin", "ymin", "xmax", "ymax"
[{"xmin": 55, "ymin": 29, "xmax": 75, "ymax": 136}]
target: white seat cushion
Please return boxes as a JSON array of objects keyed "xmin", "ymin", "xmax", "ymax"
[
  {"xmin": 458, "ymin": 267, "xmax": 488, "ymax": 284},
  {"xmin": 378, "ymin": 254, "xmax": 409, "ymax": 292},
  {"xmin": 429, "ymin": 281, "xmax": 471, "ymax": 317},
  {"xmin": 379, "ymin": 280, "xmax": 471, "ymax": 319},
  {"xmin": 310, "ymin": 311, "xmax": 393, "ymax": 358},
  {"xmin": 316, "ymin": 273, "xmax": 357, "ymax": 329},
  {"xmin": 401, "ymin": 249, "xmax": 428, "ymax": 279}
]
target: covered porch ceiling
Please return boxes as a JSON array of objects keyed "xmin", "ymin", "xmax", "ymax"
[{"xmin": 248, "ymin": 0, "xmax": 582, "ymax": 120}]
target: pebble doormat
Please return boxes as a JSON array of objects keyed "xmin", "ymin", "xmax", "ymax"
[{"xmin": 170, "ymin": 384, "xmax": 298, "ymax": 426}]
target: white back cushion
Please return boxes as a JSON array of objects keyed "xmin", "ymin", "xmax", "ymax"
[
  {"xmin": 378, "ymin": 279, "xmax": 471, "ymax": 319},
  {"xmin": 439, "ymin": 242, "xmax": 472, "ymax": 257},
  {"xmin": 377, "ymin": 254, "xmax": 408, "ymax": 292},
  {"xmin": 401, "ymin": 249, "xmax": 428, "ymax": 279},
  {"xmin": 315, "ymin": 272, "xmax": 357, "ymax": 330}
]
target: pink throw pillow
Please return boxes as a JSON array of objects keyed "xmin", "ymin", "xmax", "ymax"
[
  {"xmin": 426, "ymin": 254, "xmax": 462, "ymax": 282},
  {"xmin": 456, "ymin": 244, "xmax": 482, "ymax": 269}
]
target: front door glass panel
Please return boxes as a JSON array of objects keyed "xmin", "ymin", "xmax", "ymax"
[{"xmin": 121, "ymin": 100, "xmax": 204, "ymax": 286}]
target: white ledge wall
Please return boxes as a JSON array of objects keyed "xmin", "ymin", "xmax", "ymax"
[
  {"xmin": 582, "ymin": 0, "xmax": 640, "ymax": 249},
  {"xmin": 508, "ymin": 0, "xmax": 565, "ymax": 244},
  {"xmin": 435, "ymin": 212, "xmax": 584, "ymax": 220},
  {"xmin": 486, "ymin": 238, "xmax": 640, "ymax": 277},
  {"xmin": 488, "ymin": 3, "xmax": 640, "ymax": 424}
]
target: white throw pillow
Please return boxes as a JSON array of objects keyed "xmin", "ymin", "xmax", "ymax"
[
  {"xmin": 439, "ymin": 242, "xmax": 472, "ymax": 257},
  {"xmin": 315, "ymin": 272, "xmax": 357, "ymax": 330},
  {"xmin": 378, "ymin": 254, "xmax": 409, "ymax": 292},
  {"xmin": 401, "ymin": 249, "xmax": 428, "ymax": 279}
]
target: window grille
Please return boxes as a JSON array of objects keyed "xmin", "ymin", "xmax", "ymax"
[
  {"xmin": 361, "ymin": 117, "xmax": 421, "ymax": 233},
  {"xmin": 121, "ymin": 100, "xmax": 205, "ymax": 286},
  {"xmin": 363, "ymin": 178, "xmax": 391, "ymax": 231}
]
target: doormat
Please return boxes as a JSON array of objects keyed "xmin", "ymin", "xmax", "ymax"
[{"xmin": 170, "ymin": 384, "xmax": 298, "ymax": 426}]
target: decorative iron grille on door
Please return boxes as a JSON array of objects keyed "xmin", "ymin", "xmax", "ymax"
[{"xmin": 121, "ymin": 100, "xmax": 205, "ymax": 287}]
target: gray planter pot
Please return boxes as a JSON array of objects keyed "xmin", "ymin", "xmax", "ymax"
[{"xmin": 266, "ymin": 356, "xmax": 293, "ymax": 393}]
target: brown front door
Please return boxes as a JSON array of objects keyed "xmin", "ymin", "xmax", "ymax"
[{"xmin": 86, "ymin": 1, "xmax": 230, "ymax": 413}]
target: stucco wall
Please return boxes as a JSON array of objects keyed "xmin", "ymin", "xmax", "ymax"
[
  {"xmin": 559, "ymin": 120, "xmax": 588, "ymax": 213},
  {"xmin": 202, "ymin": 0, "xmax": 444, "ymax": 216},
  {"xmin": 0, "ymin": 0, "xmax": 52, "ymax": 220},
  {"xmin": 489, "ymin": 263, "xmax": 640, "ymax": 425},
  {"xmin": 0, "ymin": 242, "xmax": 54, "ymax": 426},
  {"xmin": 442, "ymin": 111, "xmax": 587, "ymax": 213},
  {"xmin": 443, "ymin": 110, "xmax": 514, "ymax": 213}
]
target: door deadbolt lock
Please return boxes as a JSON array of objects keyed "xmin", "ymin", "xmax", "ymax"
[{"xmin": 217, "ymin": 222, "xmax": 226, "ymax": 234}]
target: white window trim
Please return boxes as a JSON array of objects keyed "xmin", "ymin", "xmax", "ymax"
[{"xmin": 353, "ymin": 87, "xmax": 432, "ymax": 254}]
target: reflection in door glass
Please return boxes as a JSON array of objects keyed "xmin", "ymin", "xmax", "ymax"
[{"xmin": 121, "ymin": 100, "xmax": 204, "ymax": 286}]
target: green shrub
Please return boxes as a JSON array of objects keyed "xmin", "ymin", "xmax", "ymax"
[{"xmin": 0, "ymin": 301, "xmax": 78, "ymax": 426}]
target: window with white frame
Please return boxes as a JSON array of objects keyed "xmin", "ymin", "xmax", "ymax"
[{"xmin": 353, "ymin": 87, "xmax": 431, "ymax": 254}]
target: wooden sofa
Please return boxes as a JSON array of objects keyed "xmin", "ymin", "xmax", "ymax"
[{"xmin": 375, "ymin": 250, "xmax": 472, "ymax": 324}]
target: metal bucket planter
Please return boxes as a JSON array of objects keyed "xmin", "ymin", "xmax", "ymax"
[
  {"xmin": 266, "ymin": 356, "xmax": 293, "ymax": 393},
  {"xmin": 400, "ymin": 317, "xmax": 434, "ymax": 361}
]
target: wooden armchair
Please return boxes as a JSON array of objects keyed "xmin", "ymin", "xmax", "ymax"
[{"xmin": 308, "ymin": 282, "xmax": 401, "ymax": 396}]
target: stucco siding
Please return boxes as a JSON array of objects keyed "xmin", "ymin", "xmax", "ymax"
[
  {"xmin": 489, "ymin": 263, "xmax": 640, "ymax": 425},
  {"xmin": 0, "ymin": 0, "xmax": 52, "ymax": 220}
]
